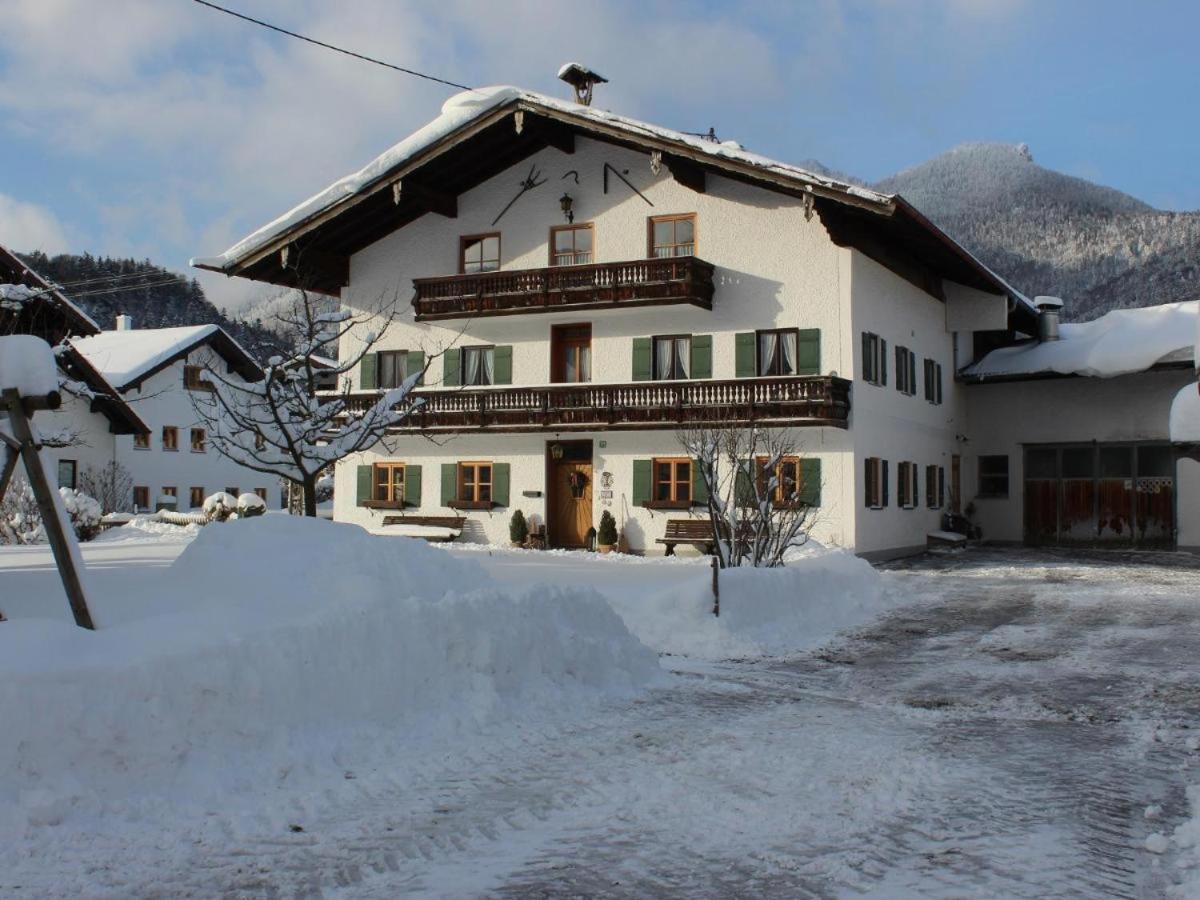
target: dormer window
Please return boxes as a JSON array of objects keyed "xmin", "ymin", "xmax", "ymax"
[
  {"xmin": 649, "ymin": 214, "xmax": 695, "ymax": 258},
  {"xmin": 550, "ymin": 223, "xmax": 593, "ymax": 266},
  {"xmin": 460, "ymin": 233, "xmax": 500, "ymax": 274}
]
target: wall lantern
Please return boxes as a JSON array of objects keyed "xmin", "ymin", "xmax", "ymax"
[
  {"xmin": 550, "ymin": 442, "xmax": 565, "ymax": 460},
  {"xmin": 559, "ymin": 193, "xmax": 575, "ymax": 224}
]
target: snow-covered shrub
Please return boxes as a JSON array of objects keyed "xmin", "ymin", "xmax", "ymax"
[
  {"xmin": 236, "ymin": 492, "xmax": 266, "ymax": 518},
  {"xmin": 315, "ymin": 471, "xmax": 334, "ymax": 503},
  {"xmin": 202, "ymin": 492, "xmax": 238, "ymax": 522},
  {"xmin": 58, "ymin": 487, "xmax": 102, "ymax": 541},
  {"xmin": 0, "ymin": 479, "xmax": 101, "ymax": 544}
]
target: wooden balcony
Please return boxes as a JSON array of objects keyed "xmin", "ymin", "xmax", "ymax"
[
  {"xmin": 340, "ymin": 375, "xmax": 851, "ymax": 433},
  {"xmin": 412, "ymin": 256, "xmax": 716, "ymax": 321}
]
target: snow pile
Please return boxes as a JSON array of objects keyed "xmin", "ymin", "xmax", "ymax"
[
  {"xmin": 92, "ymin": 514, "xmax": 203, "ymax": 543},
  {"xmin": 202, "ymin": 490, "xmax": 237, "ymax": 520},
  {"xmin": 0, "ymin": 333, "xmax": 58, "ymax": 397},
  {"xmin": 0, "ymin": 517, "xmax": 658, "ymax": 833},
  {"xmin": 605, "ymin": 550, "xmax": 890, "ymax": 660},
  {"xmin": 1164, "ymin": 784, "xmax": 1200, "ymax": 896},
  {"xmin": 1170, "ymin": 381, "xmax": 1200, "ymax": 442},
  {"xmin": 236, "ymin": 491, "xmax": 266, "ymax": 516},
  {"xmin": 966, "ymin": 300, "xmax": 1198, "ymax": 379}
]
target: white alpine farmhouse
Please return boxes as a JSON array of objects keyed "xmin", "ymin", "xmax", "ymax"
[{"xmin": 195, "ymin": 69, "xmax": 1200, "ymax": 557}]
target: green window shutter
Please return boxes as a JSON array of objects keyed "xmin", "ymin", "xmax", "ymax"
[
  {"xmin": 360, "ymin": 353, "xmax": 378, "ymax": 390},
  {"xmin": 405, "ymin": 464, "xmax": 422, "ymax": 507},
  {"xmin": 443, "ymin": 349, "xmax": 461, "ymax": 387},
  {"xmin": 881, "ymin": 459, "xmax": 889, "ymax": 507},
  {"xmin": 691, "ymin": 459, "xmax": 709, "ymax": 505},
  {"xmin": 407, "ymin": 351, "xmax": 425, "ymax": 386},
  {"xmin": 690, "ymin": 334, "xmax": 712, "ymax": 379},
  {"xmin": 632, "ymin": 459, "xmax": 652, "ymax": 505},
  {"xmin": 799, "ymin": 458, "xmax": 821, "ymax": 507},
  {"xmin": 492, "ymin": 462, "xmax": 510, "ymax": 507},
  {"xmin": 796, "ymin": 328, "xmax": 820, "ymax": 376},
  {"xmin": 356, "ymin": 464, "xmax": 373, "ymax": 506},
  {"xmin": 440, "ymin": 463, "xmax": 458, "ymax": 506},
  {"xmin": 493, "ymin": 346, "xmax": 512, "ymax": 385},
  {"xmin": 735, "ymin": 459, "xmax": 755, "ymax": 507},
  {"xmin": 880, "ymin": 339, "xmax": 888, "ymax": 386},
  {"xmin": 632, "ymin": 338, "xmax": 652, "ymax": 381},
  {"xmin": 735, "ymin": 332, "xmax": 756, "ymax": 378}
]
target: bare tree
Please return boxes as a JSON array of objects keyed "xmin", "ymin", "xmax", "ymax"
[
  {"xmin": 191, "ymin": 286, "xmax": 427, "ymax": 517},
  {"xmin": 678, "ymin": 424, "xmax": 820, "ymax": 568},
  {"xmin": 80, "ymin": 460, "xmax": 133, "ymax": 514}
]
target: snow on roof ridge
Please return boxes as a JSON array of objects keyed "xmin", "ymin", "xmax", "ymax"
[
  {"xmin": 70, "ymin": 323, "xmax": 227, "ymax": 388},
  {"xmin": 193, "ymin": 85, "xmax": 893, "ymax": 272},
  {"xmin": 965, "ymin": 300, "xmax": 1199, "ymax": 380}
]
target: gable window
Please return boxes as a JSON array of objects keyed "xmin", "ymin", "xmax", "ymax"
[
  {"xmin": 162, "ymin": 426, "xmax": 179, "ymax": 451},
  {"xmin": 378, "ymin": 350, "xmax": 412, "ymax": 390},
  {"xmin": 653, "ymin": 335, "xmax": 691, "ymax": 380},
  {"xmin": 978, "ymin": 455, "xmax": 1009, "ymax": 498},
  {"xmin": 460, "ymin": 233, "xmax": 500, "ymax": 274},
  {"xmin": 184, "ymin": 365, "xmax": 211, "ymax": 391},
  {"xmin": 373, "ymin": 462, "xmax": 406, "ymax": 505},
  {"xmin": 924, "ymin": 359, "xmax": 944, "ymax": 405},
  {"xmin": 653, "ymin": 458, "xmax": 692, "ymax": 507},
  {"xmin": 133, "ymin": 486, "xmax": 149, "ymax": 510},
  {"xmin": 57, "ymin": 459, "xmax": 77, "ymax": 490},
  {"xmin": 458, "ymin": 462, "xmax": 493, "ymax": 506},
  {"xmin": 461, "ymin": 345, "xmax": 495, "ymax": 386},
  {"xmin": 758, "ymin": 329, "xmax": 799, "ymax": 376},
  {"xmin": 191, "ymin": 428, "xmax": 206, "ymax": 453},
  {"xmin": 895, "ymin": 346, "xmax": 917, "ymax": 396},
  {"xmin": 134, "ymin": 431, "xmax": 150, "ymax": 450},
  {"xmin": 550, "ymin": 223, "xmax": 593, "ymax": 266},
  {"xmin": 189, "ymin": 486, "xmax": 204, "ymax": 509},
  {"xmin": 864, "ymin": 457, "xmax": 888, "ymax": 509},
  {"xmin": 862, "ymin": 332, "xmax": 887, "ymax": 386},
  {"xmin": 926, "ymin": 465, "xmax": 945, "ymax": 509},
  {"xmin": 648, "ymin": 214, "xmax": 696, "ymax": 258},
  {"xmin": 897, "ymin": 461, "xmax": 919, "ymax": 508}
]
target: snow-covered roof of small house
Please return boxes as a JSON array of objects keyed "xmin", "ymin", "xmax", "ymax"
[
  {"xmin": 963, "ymin": 301, "xmax": 1198, "ymax": 381},
  {"xmin": 191, "ymin": 85, "xmax": 1034, "ymax": 328},
  {"xmin": 71, "ymin": 324, "xmax": 263, "ymax": 392},
  {"xmin": 0, "ymin": 244, "xmax": 100, "ymax": 337}
]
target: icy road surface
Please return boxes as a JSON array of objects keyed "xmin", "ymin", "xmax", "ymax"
[{"xmin": 12, "ymin": 547, "xmax": 1200, "ymax": 897}]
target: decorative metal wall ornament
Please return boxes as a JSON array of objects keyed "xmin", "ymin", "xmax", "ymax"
[
  {"xmin": 602, "ymin": 162, "xmax": 653, "ymax": 206},
  {"xmin": 561, "ymin": 170, "xmax": 580, "ymax": 184},
  {"xmin": 491, "ymin": 164, "xmax": 546, "ymax": 226}
]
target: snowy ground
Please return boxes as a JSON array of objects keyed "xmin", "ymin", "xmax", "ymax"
[{"xmin": 3, "ymin": 533, "xmax": 1200, "ymax": 897}]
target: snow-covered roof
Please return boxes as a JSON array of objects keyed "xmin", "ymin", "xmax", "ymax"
[
  {"xmin": 192, "ymin": 85, "xmax": 891, "ymax": 273},
  {"xmin": 0, "ymin": 244, "xmax": 100, "ymax": 335},
  {"xmin": 0, "ymin": 334, "xmax": 58, "ymax": 397},
  {"xmin": 71, "ymin": 324, "xmax": 262, "ymax": 391},
  {"xmin": 964, "ymin": 301, "xmax": 1198, "ymax": 380}
]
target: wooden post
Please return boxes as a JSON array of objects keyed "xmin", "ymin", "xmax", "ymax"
[
  {"xmin": 0, "ymin": 441, "xmax": 18, "ymax": 499},
  {"xmin": 2, "ymin": 388, "xmax": 96, "ymax": 630},
  {"xmin": 711, "ymin": 553, "xmax": 720, "ymax": 618}
]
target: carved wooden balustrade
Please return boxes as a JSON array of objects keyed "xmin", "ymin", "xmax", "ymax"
[
  {"xmin": 337, "ymin": 375, "xmax": 851, "ymax": 433},
  {"xmin": 412, "ymin": 256, "xmax": 715, "ymax": 320}
]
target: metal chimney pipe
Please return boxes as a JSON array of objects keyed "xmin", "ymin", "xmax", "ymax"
[{"xmin": 1034, "ymin": 296, "xmax": 1064, "ymax": 342}]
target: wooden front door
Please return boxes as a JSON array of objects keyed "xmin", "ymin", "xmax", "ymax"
[{"xmin": 549, "ymin": 459, "xmax": 593, "ymax": 548}]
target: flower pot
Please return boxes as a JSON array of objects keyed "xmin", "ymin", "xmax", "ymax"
[{"xmin": 598, "ymin": 543, "xmax": 616, "ymax": 554}]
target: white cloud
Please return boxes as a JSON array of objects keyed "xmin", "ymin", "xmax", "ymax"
[{"xmin": 0, "ymin": 193, "xmax": 71, "ymax": 254}]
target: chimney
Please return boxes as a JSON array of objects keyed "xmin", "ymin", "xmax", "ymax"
[
  {"xmin": 557, "ymin": 63, "xmax": 608, "ymax": 106},
  {"xmin": 1034, "ymin": 296, "xmax": 1063, "ymax": 342},
  {"xmin": 115, "ymin": 313, "xmax": 133, "ymax": 331}
]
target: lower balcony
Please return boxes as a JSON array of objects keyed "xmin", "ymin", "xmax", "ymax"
[
  {"xmin": 412, "ymin": 256, "xmax": 715, "ymax": 321},
  {"xmin": 340, "ymin": 375, "xmax": 850, "ymax": 433}
]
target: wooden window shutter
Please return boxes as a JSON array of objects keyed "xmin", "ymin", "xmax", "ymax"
[
  {"xmin": 735, "ymin": 459, "xmax": 755, "ymax": 507},
  {"xmin": 862, "ymin": 333, "xmax": 872, "ymax": 382},
  {"xmin": 938, "ymin": 466, "xmax": 945, "ymax": 507},
  {"xmin": 443, "ymin": 348, "xmax": 461, "ymax": 387},
  {"xmin": 406, "ymin": 464, "xmax": 422, "ymax": 507},
  {"xmin": 881, "ymin": 459, "xmax": 889, "ymax": 507},
  {"xmin": 356, "ymin": 464, "xmax": 373, "ymax": 505},
  {"xmin": 864, "ymin": 457, "xmax": 874, "ymax": 508},
  {"xmin": 408, "ymin": 350, "xmax": 425, "ymax": 386},
  {"xmin": 632, "ymin": 338, "xmax": 652, "ymax": 381},
  {"xmin": 895, "ymin": 346, "xmax": 905, "ymax": 393},
  {"xmin": 880, "ymin": 340, "xmax": 888, "ymax": 386},
  {"xmin": 493, "ymin": 346, "xmax": 513, "ymax": 385},
  {"xmin": 734, "ymin": 332, "xmax": 756, "ymax": 378},
  {"xmin": 796, "ymin": 329, "xmax": 821, "ymax": 376},
  {"xmin": 691, "ymin": 459, "xmax": 708, "ymax": 505},
  {"xmin": 936, "ymin": 364, "xmax": 944, "ymax": 404},
  {"xmin": 360, "ymin": 353, "xmax": 378, "ymax": 390},
  {"xmin": 909, "ymin": 354, "xmax": 917, "ymax": 395},
  {"xmin": 440, "ymin": 463, "xmax": 458, "ymax": 506},
  {"xmin": 492, "ymin": 463, "xmax": 510, "ymax": 507},
  {"xmin": 632, "ymin": 459, "xmax": 652, "ymax": 505},
  {"xmin": 799, "ymin": 457, "xmax": 821, "ymax": 507},
  {"xmin": 690, "ymin": 335, "xmax": 712, "ymax": 379}
]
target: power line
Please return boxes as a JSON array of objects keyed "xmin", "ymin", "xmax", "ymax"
[{"xmin": 191, "ymin": 0, "xmax": 473, "ymax": 92}]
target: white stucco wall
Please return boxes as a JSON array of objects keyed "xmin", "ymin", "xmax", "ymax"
[
  {"xmin": 1179, "ymin": 456, "xmax": 1200, "ymax": 552},
  {"xmin": 26, "ymin": 391, "xmax": 119, "ymax": 493},
  {"xmin": 962, "ymin": 368, "xmax": 1195, "ymax": 543}
]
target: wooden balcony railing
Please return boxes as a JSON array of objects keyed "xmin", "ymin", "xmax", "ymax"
[
  {"xmin": 338, "ymin": 375, "xmax": 850, "ymax": 433},
  {"xmin": 412, "ymin": 256, "xmax": 716, "ymax": 321}
]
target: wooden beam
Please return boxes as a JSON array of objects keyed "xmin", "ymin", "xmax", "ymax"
[
  {"xmin": 395, "ymin": 179, "xmax": 457, "ymax": 218},
  {"xmin": 665, "ymin": 154, "xmax": 706, "ymax": 193},
  {"xmin": 286, "ymin": 247, "xmax": 350, "ymax": 289},
  {"xmin": 527, "ymin": 119, "xmax": 575, "ymax": 155}
]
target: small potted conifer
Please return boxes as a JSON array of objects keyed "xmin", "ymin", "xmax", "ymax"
[
  {"xmin": 597, "ymin": 509, "xmax": 618, "ymax": 554},
  {"xmin": 509, "ymin": 508, "xmax": 529, "ymax": 548}
]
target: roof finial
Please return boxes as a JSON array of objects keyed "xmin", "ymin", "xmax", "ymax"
[{"xmin": 557, "ymin": 63, "xmax": 608, "ymax": 106}]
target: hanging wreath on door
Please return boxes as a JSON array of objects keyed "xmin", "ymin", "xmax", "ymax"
[{"xmin": 568, "ymin": 470, "xmax": 588, "ymax": 498}]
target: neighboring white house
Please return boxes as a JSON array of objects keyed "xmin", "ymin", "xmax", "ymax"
[
  {"xmin": 70, "ymin": 319, "xmax": 271, "ymax": 512},
  {"xmin": 193, "ymin": 73, "xmax": 1200, "ymax": 557}
]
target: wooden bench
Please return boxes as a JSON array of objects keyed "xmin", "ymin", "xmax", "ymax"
[
  {"xmin": 380, "ymin": 515, "xmax": 466, "ymax": 542},
  {"xmin": 657, "ymin": 519, "xmax": 716, "ymax": 556}
]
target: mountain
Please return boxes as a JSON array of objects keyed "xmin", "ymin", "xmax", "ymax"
[
  {"xmin": 18, "ymin": 251, "xmax": 286, "ymax": 359},
  {"xmin": 873, "ymin": 143, "xmax": 1200, "ymax": 321}
]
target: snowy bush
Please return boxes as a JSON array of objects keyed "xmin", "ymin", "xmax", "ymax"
[
  {"xmin": 0, "ymin": 479, "xmax": 102, "ymax": 544},
  {"xmin": 236, "ymin": 492, "xmax": 266, "ymax": 518},
  {"xmin": 509, "ymin": 509, "xmax": 528, "ymax": 544},
  {"xmin": 201, "ymin": 492, "xmax": 238, "ymax": 522},
  {"xmin": 58, "ymin": 487, "xmax": 102, "ymax": 541}
]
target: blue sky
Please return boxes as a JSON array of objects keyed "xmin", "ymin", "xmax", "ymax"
[{"xmin": 0, "ymin": 0, "xmax": 1196, "ymax": 311}]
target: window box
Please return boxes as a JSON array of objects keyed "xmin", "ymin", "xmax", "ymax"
[
  {"xmin": 643, "ymin": 499, "xmax": 696, "ymax": 511},
  {"xmin": 448, "ymin": 499, "xmax": 494, "ymax": 511}
]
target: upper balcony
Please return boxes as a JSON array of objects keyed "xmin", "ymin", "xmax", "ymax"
[{"xmin": 411, "ymin": 256, "xmax": 716, "ymax": 322}]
